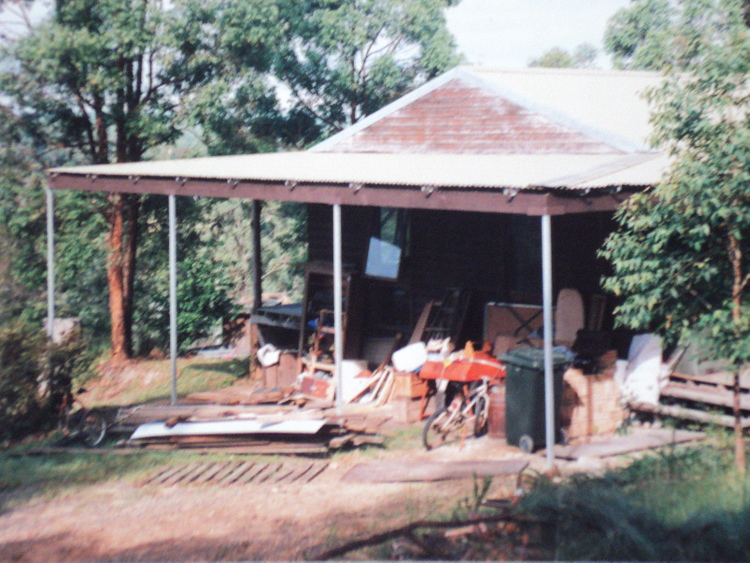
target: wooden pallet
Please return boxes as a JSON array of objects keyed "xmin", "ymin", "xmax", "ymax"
[{"xmin": 138, "ymin": 460, "xmax": 328, "ymax": 487}]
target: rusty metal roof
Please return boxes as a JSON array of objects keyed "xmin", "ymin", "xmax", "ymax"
[
  {"xmin": 312, "ymin": 67, "xmax": 661, "ymax": 155},
  {"xmin": 48, "ymin": 66, "xmax": 669, "ymax": 214}
]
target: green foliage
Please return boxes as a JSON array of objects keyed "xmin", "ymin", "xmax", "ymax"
[
  {"xmin": 604, "ymin": 0, "xmax": 750, "ymax": 70},
  {"xmin": 131, "ymin": 195, "xmax": 236, "ymax": 355},
  {"xmin": 0, "ymin": 322, "xmax": 94, "ymax": 441},
  {"xmin": 451, "ymin": 475, "xmax": 493, "ymax": 519},
  {"xmin": 166, "ymin": 0, "xmax": 297, "ymax": 154},
  {"xmin": 202, "ymin": 199, "xmax": 308, "ymax": 305},
  {"xmin": 0, "ymin": 323, "xmax": 46, "ymax": 441},
  {"xmin": 601, "ymin": 0, "xmax": 750, "ymax": 364},
  {"xmin": 604, "ymin": 0, "xmax": 673, "ymax": 69},
  {"xmin": 275, "ymin": 0, "xmax": 461, "ymax": 135},
  {"xmin": 529, "ymin": 43, "xmax": 598, "ymax": 69},
  {"xmin": 516, "ymin": 446, "xmax": 750, "ymax": 561}
]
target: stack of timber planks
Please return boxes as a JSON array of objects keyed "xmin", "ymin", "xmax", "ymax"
[
  {"xmin": 118, "ymin": 404, "xmax": 386, "ymax": 454},
  {"xmin": 632, "ymin": 370, "xmax": 750, "ymax": 428}
]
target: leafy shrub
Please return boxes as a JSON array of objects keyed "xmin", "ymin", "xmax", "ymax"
[
  {"xmin": 0, "ymin": 323, "xmax": 46, "ymax": 440},
  {"xmin": 515, "ymin": 446, "xmax": 749, "ymax": 561},
  {"xmin": 0, "ymin": 322, "xmax": 94, "ymax": 441}
]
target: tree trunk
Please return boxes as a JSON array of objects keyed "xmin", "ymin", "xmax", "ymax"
[
  {"xmin": 106, "ymin": 193, "xmax": 128, "ymax": 363},
  {"xmin": 729, "ymin": 233, "xmax": 746, "ymax": 473},
  {"xmin": 122, "ymin": 194, "xmax": 140, "ymax": 357}
]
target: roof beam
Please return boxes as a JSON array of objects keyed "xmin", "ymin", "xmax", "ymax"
[{"xmin": 47, "ymin": 173, "xmax": 629, "ymax": 216}]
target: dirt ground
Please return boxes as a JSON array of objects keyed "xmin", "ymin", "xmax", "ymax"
[{"xmin": 0, "ymin": 428, "xmax": 576, "ymax": 562}]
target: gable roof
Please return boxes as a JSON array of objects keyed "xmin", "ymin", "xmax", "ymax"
[
  {"xmin": 311, "ymin": 66, "xmax": 660, "ymax": 155},
  {"xmin": 48, "ymin": 66, "xmax": 669, "ymax": 216}
]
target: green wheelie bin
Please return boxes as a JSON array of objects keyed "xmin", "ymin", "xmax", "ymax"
[{"xmin": 500, "ymin": 348, "xmax": 569, "ymax": 453}]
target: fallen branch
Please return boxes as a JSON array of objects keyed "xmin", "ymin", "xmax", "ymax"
[{"xmin": 306, "ymin": 510, "xmax": 521, "ymax": 560}]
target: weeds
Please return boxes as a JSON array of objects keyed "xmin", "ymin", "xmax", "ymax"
[
  {"xmin": 450, "ymin": 474, "xmax": 493, "ymax": 519},
  {"xmin": 515, "ymin": 444, "xmax": 750, "ymax": 561}
]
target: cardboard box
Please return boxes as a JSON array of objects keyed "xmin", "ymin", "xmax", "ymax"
[{"xmin": 393, "ymin": 371, "xmax": 429, "ymax": 398}]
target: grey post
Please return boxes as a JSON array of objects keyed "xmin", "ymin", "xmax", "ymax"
[
  {"xmin": 333, "ymin": 204, "xmax": 343, "ymax": 415},
  {"xmin": 169, "ymin": 194, "xmax": 178, "ymax": 405},
  {"xmin": 542, "ymin": 214, "xmax": 555, "ymax": 468},
  {"xmin": 46, "ymin": 188, "xmax": 55, "ymax": 339}
]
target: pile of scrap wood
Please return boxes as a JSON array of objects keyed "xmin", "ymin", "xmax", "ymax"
[
  {"xmin": 345, "ymin": 366, "xmax": 397, "ymax": 405},
  {"xmin": 185, "ymin": 388, "xmax": 291, "ymax": 406},
  {"xmin": 116, "ymin": 404, "xmax": 385, "ymax": 454}
]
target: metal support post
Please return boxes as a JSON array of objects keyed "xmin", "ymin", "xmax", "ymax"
[
  {"xmin": 542, "ymin": 214, "xmax": 555, "ymax": 468},
  {"xmin": 46, "ymin": 188, "xmax": 56, "ymax": 339},
  {"xmin": 333, "ymin": 204, "xmax": 343, "ymax": 415},
  {"xmin": 169, "ymin": 194, "xmax": 178, "ymax": 406}
]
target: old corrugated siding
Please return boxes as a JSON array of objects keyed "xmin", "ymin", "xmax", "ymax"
[{"xmin": 328, "ymin": 79, "xmax": 623, "ymax": 155}]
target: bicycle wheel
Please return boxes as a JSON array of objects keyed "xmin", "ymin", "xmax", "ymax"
[
  {"xmin": 77, "ymin": 409, "xmax": 107, "ymax": 448},
  {"xmin": 473, "ymin": 393, "xmax": 489, "ymax": 437},
  {"xmin": 423, "ymin": 407, "xmax": 449, "ymax": 450}
]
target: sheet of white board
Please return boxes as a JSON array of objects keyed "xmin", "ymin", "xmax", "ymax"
[{"xmin": 130, "ymin": 419, "xmax": 328, "ymax": 440}]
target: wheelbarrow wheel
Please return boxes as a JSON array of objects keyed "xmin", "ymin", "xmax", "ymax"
[
  {"xmin": 77, "ymin": 409, "xmax": 107, "ymax": 448},
  {"xmin": 473, "ymin": 394, "xmax": 489, "ymax": 437},
  {"xmin": 423, "ymin": 406, "xmax": 465, "ymax": 451},
  {"xmin": 518, "ymin": 434, "xmax": 534, "ymax": 454}
]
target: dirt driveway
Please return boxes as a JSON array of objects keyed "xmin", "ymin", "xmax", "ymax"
[{"xmin": 0, "ymin": 435, "xmax": 550, "ymax": 561}]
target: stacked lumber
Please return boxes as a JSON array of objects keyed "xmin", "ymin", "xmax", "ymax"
[
  {"xmin": 185, "ymin": 387, "xmax": 293, "ymax": 406},
  {"xmin": 346, "ymin": 366, "xmax": 397, "ymax": 405},
  {"xmin": 121, "ymin": 405, "xmax": 385, "ymax": 454},
  {"xmin": 632, "ymin": 370, "xmax": 750, "ymax": 428}
]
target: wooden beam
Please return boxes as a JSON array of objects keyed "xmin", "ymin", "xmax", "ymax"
[{"xmin": 48, "ymin": 173, "xmax": 629, "ymax": 216}]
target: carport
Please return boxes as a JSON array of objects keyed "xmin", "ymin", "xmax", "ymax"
[{"xmin": 46, "ymin": 149, "xmax": 665, "ymax": 466}]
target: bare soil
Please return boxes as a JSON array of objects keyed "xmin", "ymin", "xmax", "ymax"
[
  {"xmin": 0, "ymin": 361, "xmax": 600, "ymax": 561},
  {"xmin": 0, "ymin": 437, "xmax": 554, "ymax": 561}
]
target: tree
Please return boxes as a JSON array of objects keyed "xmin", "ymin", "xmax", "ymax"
[
  {"xmin": 604, "ymin": 0, "xmax": 673, "ymax": 69},
  {"xmin": 600, "ymin": 0, "xmax": 750, "ymax": 471},
  {"xmin": 604, "ymin": 0, "xmax": 750, "ymax": 70},
  {"xmin": 0, "ymin": 0, "xmax": 281, "ymax": 361},
  {"xmin": 529, "ymin": 43, "xmax": 598, "ymax": 69},
  {"xmin": 275, "ymin": 0, "xmax": 461, "ymax": 137},
  {"xmin": 1, "ymin": 0, "xmax": 182, "ymax": 361}
]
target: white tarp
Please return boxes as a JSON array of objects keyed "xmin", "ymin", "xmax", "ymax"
[
  {"xmin": 617, "ymin": 334, "xmax": 668, "ymax": 406},
  {"xmin": 130, "ymin": 419, "xmax": 327, "ymax": 441}
]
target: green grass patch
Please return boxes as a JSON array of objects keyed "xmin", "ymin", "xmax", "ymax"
[
  {"xmin": 516, "ymin": 443, "xmax": 750, "ymax": 561},
  {"xmin": 0, "ymin": 446, "xmax": 251, "ymax": 510},
  {"xmin": 383, "ymin": 423, "xmax": 424, "ymax": 451},
  {"xmin": 87, "ymin": 356, "xmax": 250, "ymax": 407}
]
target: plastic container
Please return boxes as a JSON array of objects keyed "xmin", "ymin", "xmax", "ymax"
[{"xmin": 500, "ymin": 348, "xmax": 569, "ymax": 452}]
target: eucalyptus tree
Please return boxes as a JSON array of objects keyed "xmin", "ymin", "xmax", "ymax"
[
  {"xmin": 601, "ymin": 0, "xmax": 750, "ymax": 470},
  {"xmin": 0, "ymin": 0, "xmax": 282, "ymax": 360},
  {"xmin": 275, "ymin": 0, "xmax": 462, "ymax": 137}
]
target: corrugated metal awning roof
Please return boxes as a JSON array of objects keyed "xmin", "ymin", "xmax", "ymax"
[{"xmin": 50, "ymin": 151, "xmax": 664, "ymax": 190}]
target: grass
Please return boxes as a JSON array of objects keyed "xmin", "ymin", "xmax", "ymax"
[
  {"xmin": 514, "ymin": 442, "xmax": 750, "ymax": 561},
  {"xmin": 85, "ymin": 356, "xmax": 250, "ymax": 406},
  {"xmin": 383, "ymin": 423, "xmax": 424, "ymax": 451}
]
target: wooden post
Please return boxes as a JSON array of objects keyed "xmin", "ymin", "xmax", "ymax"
[{"xmin": 252, "ymin": 200, "xmax": 263, "ymax": 312}]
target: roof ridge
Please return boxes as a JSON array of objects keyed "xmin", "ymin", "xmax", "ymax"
[{"xmin": 461, "ymin": 65, "xmax": 662, "ymax": 78}]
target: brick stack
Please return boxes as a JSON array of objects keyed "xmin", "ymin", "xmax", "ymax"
[{"xmin": 561, "ymin": 365, "xmax": 627, "ymax": 441}]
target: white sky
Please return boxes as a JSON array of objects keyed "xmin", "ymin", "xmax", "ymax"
[{"xmin": 445, "ymin": 0, "xmax": 632, "ymax": 68}]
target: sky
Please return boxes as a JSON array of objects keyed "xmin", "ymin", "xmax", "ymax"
[{"xmin": 445, "ymin": 0, "xmax": 633, "ymax": 68}]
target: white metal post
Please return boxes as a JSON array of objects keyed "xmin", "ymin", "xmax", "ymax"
[
  {"xmin": 333, "ymin": 204, "xmax": 343, "ymax": 415},
  {"xmin": 542, "ymin": 214, "xmax": 555, "ymax": 468},
  {"xmin": 169, "ymin": 194, "xmax": 178, "ymax": 406},
  {"xmin": 46, "ymin": 188, "xmax": 55, "ymax": 339}
]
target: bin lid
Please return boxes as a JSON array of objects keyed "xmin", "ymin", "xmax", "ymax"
[{"xmin": 499, "ymin": 347, "xmax": 569, "ymax": 370}]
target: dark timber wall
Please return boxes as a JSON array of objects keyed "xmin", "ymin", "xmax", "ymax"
[{"xmin": 307, "ymin": 204, "xmax": 616, "ymax": 346}]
